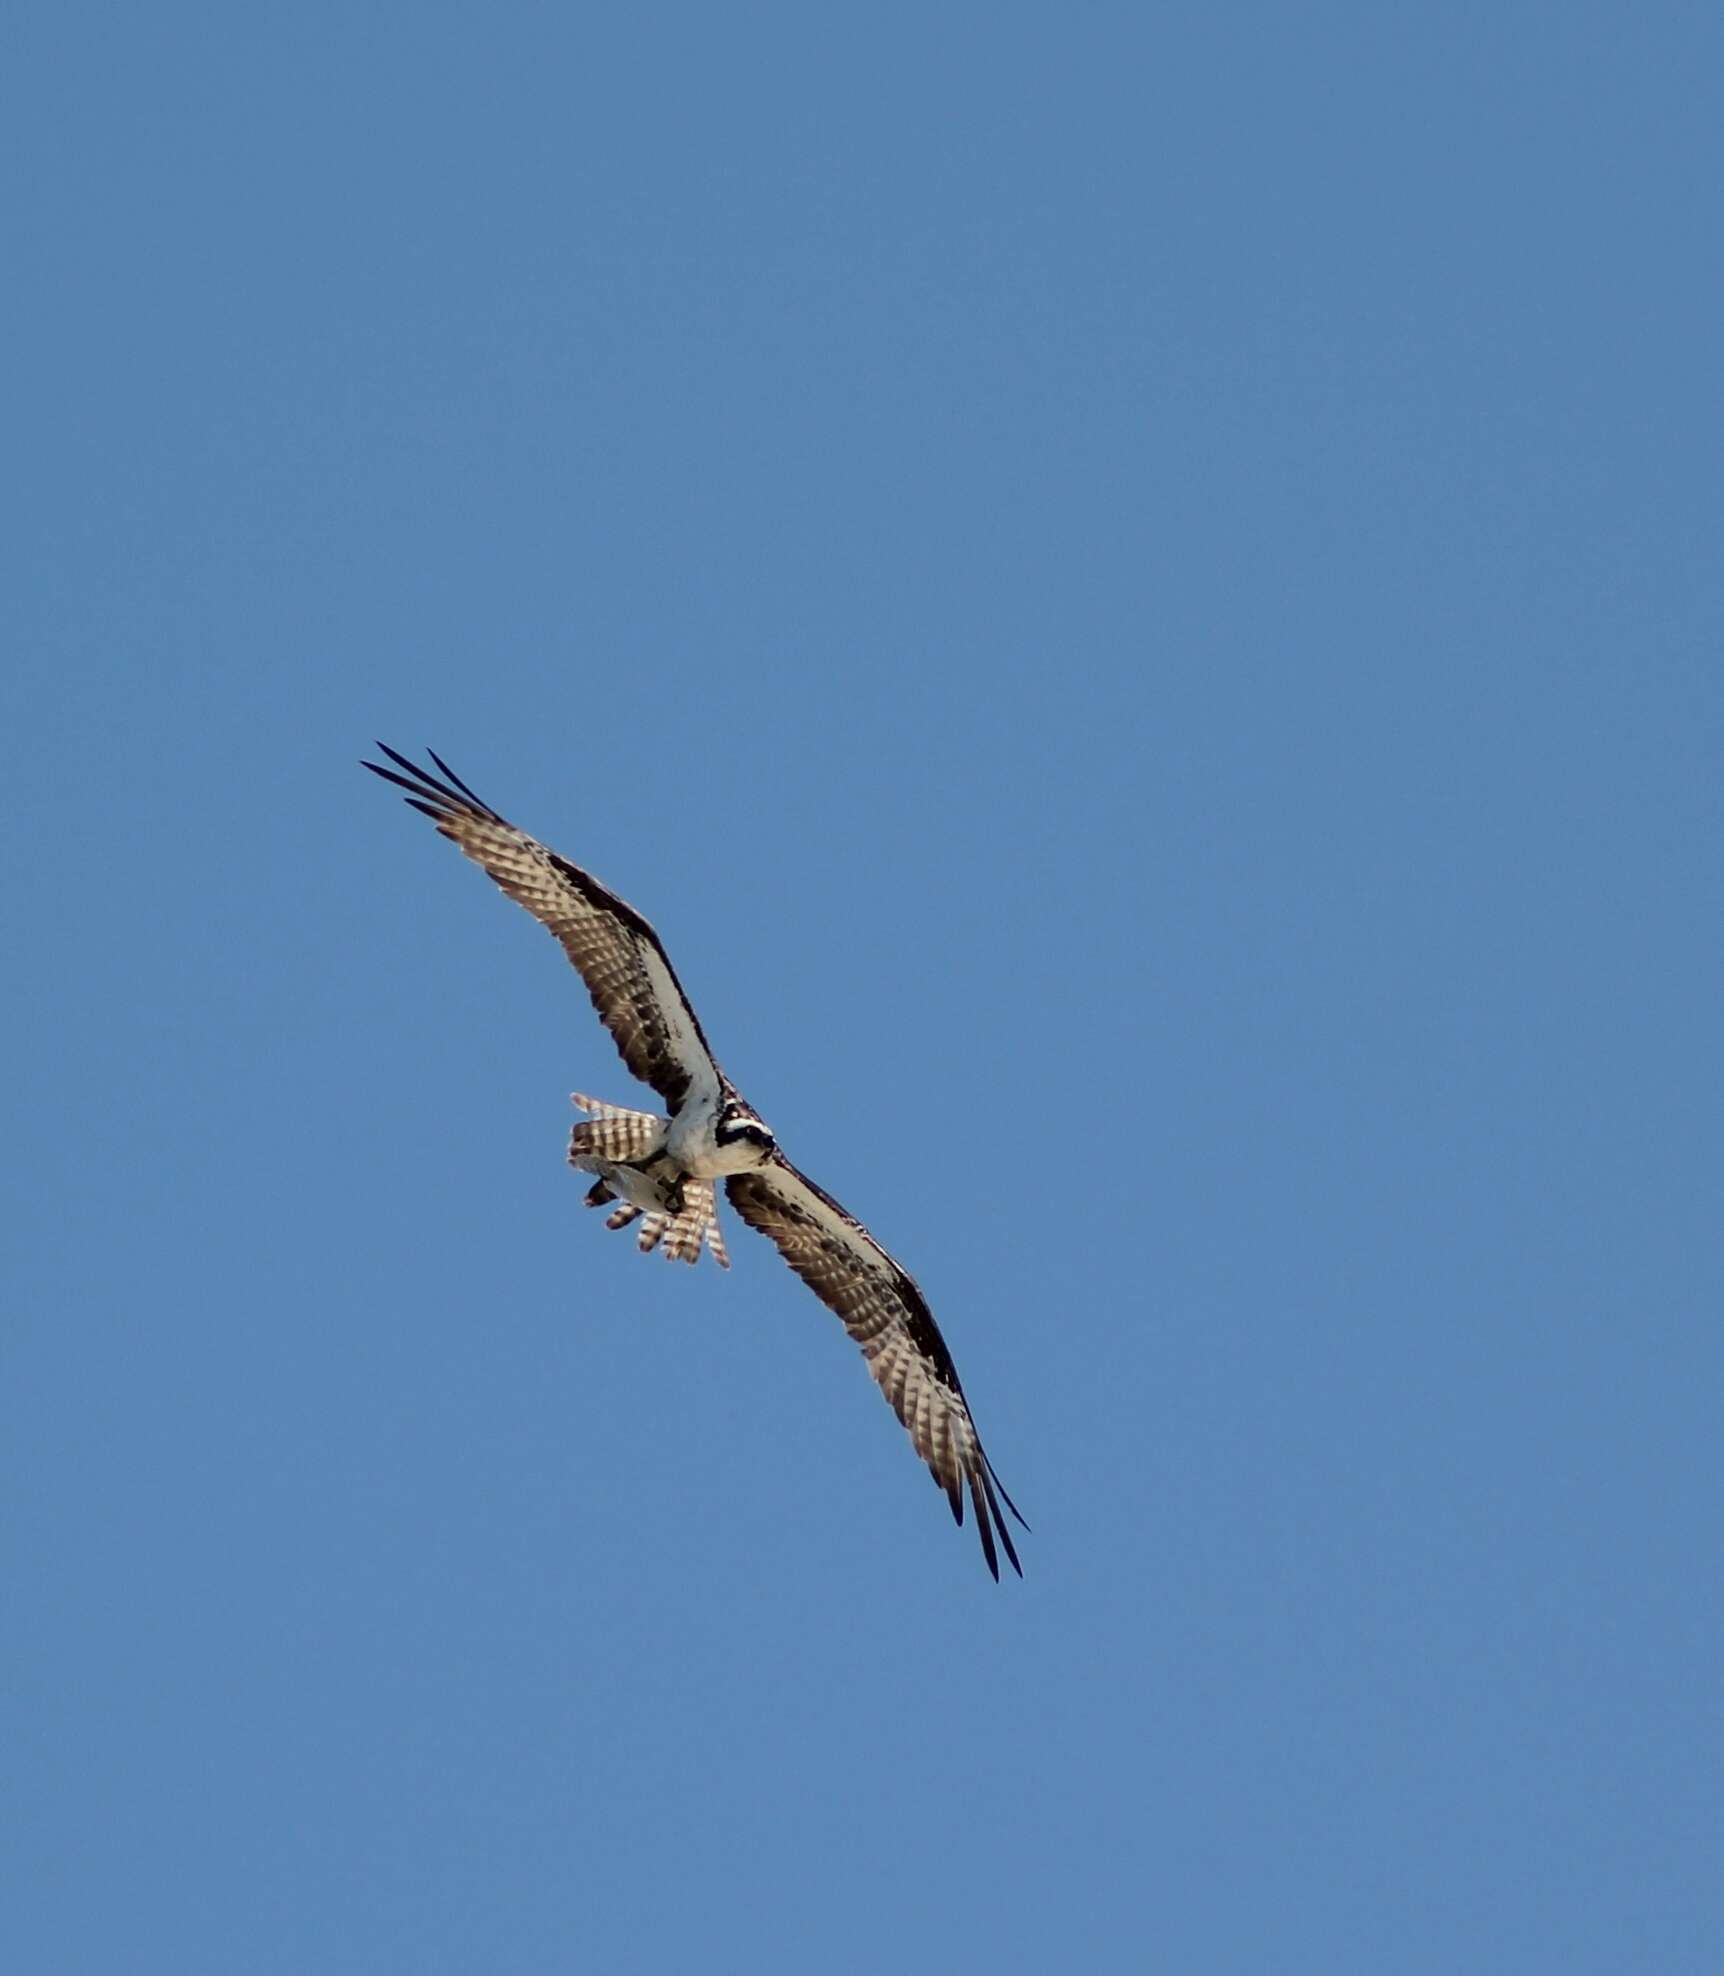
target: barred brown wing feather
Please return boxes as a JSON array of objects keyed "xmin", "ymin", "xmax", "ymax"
[
  {"xmin": 724, "ymin": 1156, "xmax": 1025, "ymax": 1580},
  {"xmin": 364, "ymin": 746, "xmax": 722, "ymax": 1113}
]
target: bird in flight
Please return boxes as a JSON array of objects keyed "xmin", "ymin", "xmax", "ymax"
[{"xmin": 363, "ymin": 746, "xmax": 1027, "ymax": 1578}]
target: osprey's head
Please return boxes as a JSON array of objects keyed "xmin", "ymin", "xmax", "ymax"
[{"xmin": 715, "ymin": 1103, "xmax": 776, "ymax": 1165}]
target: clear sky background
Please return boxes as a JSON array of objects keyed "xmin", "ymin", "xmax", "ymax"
[{"xmin": 5, "ymin": 5, "xmax": 1721, "ymax": 1971}]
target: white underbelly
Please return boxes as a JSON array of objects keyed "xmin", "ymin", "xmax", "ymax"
[{"xmin": 666, "ymin": 1110, "xmax": 722, "ymax": 1178}]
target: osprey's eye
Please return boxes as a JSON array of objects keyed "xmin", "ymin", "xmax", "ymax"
[{"xmin": 718, "ymin": 1114, "xmax": 774, "ymax": 1152}]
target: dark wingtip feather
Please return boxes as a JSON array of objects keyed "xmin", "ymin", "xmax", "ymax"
[
  {"xmin": 374, "ymin": 741, "xmax": 436, "ymax": 782},
  {"xmin": 983, "ymin": 1468, "xmax": 1023, "ymax": 1578},
  {"xmin": 952, "ymin": 1463, "xmax": 1021, "ymax": 1581},
  {"xmin": 983, "ymin": 1452, "xmax": 1031, "ymax": 1534},
  {"xmin": 362, "ymin": 757, "xmax": 436, "ymax": 799},
  {"xmin": 424, "ymin": 748, "xmax": 496, "ymax": 815},
  {"xmin": 363, "ymin": 754, "xmax": 457, "ymax": 816},
  {"xmin": 364, "ymin": 744, "xmax": 492, "ymax": 820},
  {"xmin": 969, "ymin": 1471, "xmax": 1002, "ymax": 1580}
]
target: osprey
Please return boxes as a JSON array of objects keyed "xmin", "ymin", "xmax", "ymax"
[{"xmin": 364, "ymin": 746, "xmax": 1027, "ymax": 1579}]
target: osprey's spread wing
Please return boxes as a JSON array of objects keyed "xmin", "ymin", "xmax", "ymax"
[
  {"xmin": 364, "ymin": 746, "xmax": 723, "ymax": 1113},
  {"xmin": 725, "ymin": 1156, "xmax": 1027, "ymax": 1580}
]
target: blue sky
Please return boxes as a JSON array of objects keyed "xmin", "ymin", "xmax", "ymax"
[{"xmin": 6, "ymin": 4, "xmax": 1721, "ymax": 1970}]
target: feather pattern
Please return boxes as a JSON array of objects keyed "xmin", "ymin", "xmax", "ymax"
[
  {"xmin": 725, "ymin": 1155, "xmax": 1027, "ymax": 1579},
  {"xmin": 363, "ymin": 746, "xmax": 723, "ymax": 1113}
]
